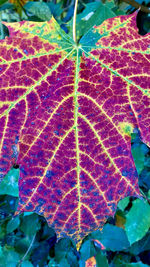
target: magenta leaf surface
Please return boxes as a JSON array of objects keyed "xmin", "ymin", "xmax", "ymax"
[{"xmin": 0, "ymin": 13, "xmax": 150, "ymax": 244}]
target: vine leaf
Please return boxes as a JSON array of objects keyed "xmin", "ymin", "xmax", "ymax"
[{"xmin": 0, "ymin": 12, "xmax": 150, "ymax": 244}]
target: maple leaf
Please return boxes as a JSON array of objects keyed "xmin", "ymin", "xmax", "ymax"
[{"xmin": 0, "ymin": 12, "xmax": 150, "ymax": 245}]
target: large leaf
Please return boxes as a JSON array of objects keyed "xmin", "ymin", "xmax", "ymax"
[
  {"xmin": 99, "ymin": 224, "xmax": 130, "ymax": 251},
  {"xmin": 0, "ymin": 12, "xmax": 150, "ymax": 244},
  {"xmin": 125, "ymin": 199, "xmax": 150, "ymax": 245},
  {"xmin": 81, "ymin": 223, "xmax": 130, "ymax": 251},
  {"xmin": 24, "ymin": 2, "xmax": 52, "ymax": 21}
]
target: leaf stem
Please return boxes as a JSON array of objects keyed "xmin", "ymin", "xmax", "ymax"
[
  {"xmin": 17, "ymin": 233, "xmax": 36, "ymax": 267},
  {"xmin": 122, "ymin": 0, "xmax": 150, "ymax": 13},
  {"xmin": 139, "ymin": 189, "xmax": 150, "ymax": 205},
  {"xmin": 73, "ymin": 0, "xmax": 79, "ymax": 43},
  {"xmin": 16, "ymin": 0, "xmax": 29, "ymax": 20}
]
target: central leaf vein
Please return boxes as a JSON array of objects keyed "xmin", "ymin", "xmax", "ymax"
[{"xmin": 74, "ymin": 47, "xmax": 81, "ymax": 236}]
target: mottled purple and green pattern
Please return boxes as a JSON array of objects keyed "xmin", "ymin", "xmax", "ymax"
[{"xmin": 0, "ymin": 13, "xmax": 150, "ymax": 244}]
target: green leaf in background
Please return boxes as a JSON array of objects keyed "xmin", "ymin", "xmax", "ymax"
[
  {"xmin": 80, "ymin": 223, "xmax": 130, "ymax": 252},
  {"xmin": 95, "ymin": 252, "xmax": 109, "ymax": 267},
  {"xmin": 55, "ymin": 238, "xmax": 78, "ymax": 266},
  {"xmin": 132, "ymin": 144, "xmax": 146, "ymax": 175},
  {"xmin": 24, "ymin": 2, "xmax": 52, "ymax": 21},
  {"xmin": 0, "ymin": 247, "xmax": 20, "ymax": 267},
  {"xmin": 47, "ymin": 2, "xmax": 63, "ymax": 18},
  {"xmin": 131, "ymin": 133, "xmax": 149, "ymax": 175},
  {"xmin": 6, "ymin": 216, "xmax": 20, "ymax": 234},
  {"xmin": 0, "ymin": 22, "xmax": 9, "ymax": 39},
  {"xmin": 0, "ymin": 168, "xmax": 19, "ymax": 197},
  {"xmin": 0, "ymin": 3, "xmax": 14, "ymax": 12},
  {"xmin": 67, "ymin": 0, "xmax": 119, "ymax": 39},
  {"xmin": 118, "ymin": 197, "xmax": 130, "ymax": 211},
  {"xmin": 111, "ymin": 5, "xmax": 126, "ymax": 16},
  {"xmin": 128, "ymin": 231, "xmax": 150, "ymax": 256},
  {"xmin": 100, "ymin": 224, "xmax": 130, "ymax": 251},
  {"xmin": 31, "ymin": 240, "xmax": 51, "ymax": 266},
  {"xmin": 14, "ymin": 236, "xmax": 35, "ymax": 255},
  {"xmin": 79, "ymin": 239, "xmax": 96, "ymax": 261},
  {"xmin": 20, "ymin": 213, "xmax": 41, "ymax": 236},
  {"xmin": 125, "ymin": 199, "xmax": 150, "ymax": 245},
  {"xmin": 139, "ymin": 168, "xmax": 150, "ymax": 195}
]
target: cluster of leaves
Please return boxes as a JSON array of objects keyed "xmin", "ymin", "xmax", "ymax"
[{"xmin": 0, "ymin": 134, "xmax": 150, "ymax": 266}]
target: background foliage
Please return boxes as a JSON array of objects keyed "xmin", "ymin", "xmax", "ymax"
[{"xmin": 0, "ymin": 0, "xmax": 150, "ymax": 266}]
